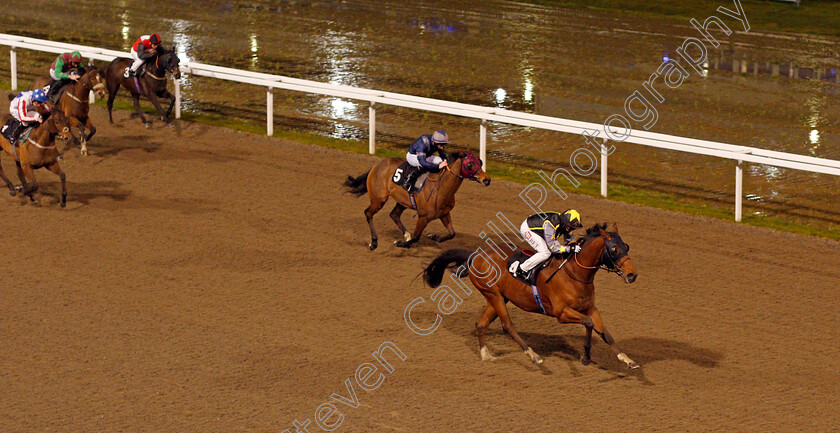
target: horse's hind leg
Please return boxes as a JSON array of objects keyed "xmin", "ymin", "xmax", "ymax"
[
  {"xmin": 389, "ymin": 203, "xmax": 410, "ymax": 242},
  {"xmin": 486, "ymin": 292, "xmax": 542, "ymax": 364},
  {"xmin": 475, "ymin": 304, "xmax": 499, "ymax": 361},
  {"xmin": 81, "ymin": 117, "xmax": 96, "ymax": 156},
  {"xmin": 365, "ymin": 197, "xmax": 386, "ymax": 250},
  {"xmin": 106, "ymin": 83, "xmax": 119, "ymax": 123},
  {"xmin": 46, "ymin": 162, "xmax": 66, "ymax": 207},
  {"xmin": 429, "ymin": 212, "xmax": 456, "ymax": 243},
  {"xmin": 132, "ymin": 93, "xmax": 149, "ymax": 127}
]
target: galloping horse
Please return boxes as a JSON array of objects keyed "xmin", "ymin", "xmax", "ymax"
[
  {"xmin": 343, "ymin": 150, "xmax": 491, "ymax": 250},
  {"xmin": 102, "ymin": 47, "xmax": 181, "ymax": 127},
  {"xmin": 0, "ymin": 110, "xmax": 74, "ymax": 206},
  {"xmin": 31, "ymin": 69, "xmax": 106, "ymax": 155},
  {"xmin": 423, "ymin": 223, "xmax": 640, "ymax": 369}
]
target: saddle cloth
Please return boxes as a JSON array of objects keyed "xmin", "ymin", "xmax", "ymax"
[{"xmin": 392, "ymin": 161, "xmax": 429, "ymax": 192}]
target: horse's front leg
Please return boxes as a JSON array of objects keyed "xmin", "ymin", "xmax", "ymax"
[
  {"xmin": 588, "ymin": 307, "xmax": 638, "ymax": 369},
  {"xmin": 147, "ymin": 91, "xmax": 170, "ymax": 125},
  {"xmin": 161, "ymin": 89, "xmax": 176, "ymax": 119},
  {"xmin": 556, "ymin": 306, "xmax": 598, "ymax": 366},
  {"xmin": 82, "ymin": 117, "xmax": 96, "ymax": 156},
  {"xmin": 46, "ymin": 161, "xmax": 66, "ymax": 207},
  {"xmin": 19, "ymin": 163, "xmax": 40, "ymax": 204},
  {"xmin": 132, "ymin": 93, "xmax": 149, "ymax": 127},
  {"xmin": 0, "ymin": 154, "xmax": 15, "ymax": 196},
  {"xmin": 67, "ymin": 116, "xmax": 85, "ymax": 154},
  {"xmin": 395, "ymin": 215, "xmax": 429, "ymax": 248},
  {"xmin": 428, "ymin": 212, "xmax": 456, "ymax": 243}
]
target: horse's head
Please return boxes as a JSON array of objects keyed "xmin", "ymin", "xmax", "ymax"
[
  {"xmin": 44, "ymin": 111, "xmax": 73, "ymax": 141},
  {"xmin": 450, "ymin": 150, "xmax": 491, "ymax": 186},
  {"xmin": 84, "ymin": 69, "xmax": 106, "ymax": 98},
  {"xmin": 158, "ymin": 47, "xmax": 182, "ymax": 79},
  {"xmin": 581, "ymin": 223, "xmax": 637, "ymax": 283}
]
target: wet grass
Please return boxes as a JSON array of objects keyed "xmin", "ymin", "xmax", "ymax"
[
  {"xmin": 2, "ymin": 79, "xmax": 835, "ymax": 241},
  {"xmin": 520, "ymin": 0, "xmax": 840, "ymax": 37}
]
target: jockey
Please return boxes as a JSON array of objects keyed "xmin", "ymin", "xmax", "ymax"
[
  {"xmin": 46, "ymin": 51, "xmax": 83, "ymax": 100},
  {"xmin": 4, "ymin": 89, "xmax": 48, "ymax": 145},
  {"xmin": 403, "ymin": 130, "xmax": 449, "ymax": 192},
  {"xmin": 515, "ymin": 209, "xmax": 583, "ymax": 281},
  {"xmin": 125, "ymin": 33, "xmax": 162, "ymax": 78}
]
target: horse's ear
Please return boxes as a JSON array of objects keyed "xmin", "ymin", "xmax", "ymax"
[{"xmin": 612, "ymin": 223, "xmax": 619, "ymax": 233}]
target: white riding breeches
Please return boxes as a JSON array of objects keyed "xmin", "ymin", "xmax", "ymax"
[
  {"xmin": 519, "ymin": 220, "xmax": 551, "ymax": 272},
  {"xmin": 406, "ymin": 152, "xmax": 442, "ymax": 168}
]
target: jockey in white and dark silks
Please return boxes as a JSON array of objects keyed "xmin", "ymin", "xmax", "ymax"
[
  {"xmin": 515, "ymin": 209, "xmax": 583, "ymax": 280},
  {"xmin": 4, "ymin": 89, "xmax": 48, "ymax": 145},
  {"xmin": 46, "ymin": 51, "xmax": 83, "ymax": 100},
  {"xmin": 403, "ymin": 130, "xmax": 449, "ymax": 191},
  {"xmin": 125, "ymin": 33, "xmax": 162, "ymax": 78}
]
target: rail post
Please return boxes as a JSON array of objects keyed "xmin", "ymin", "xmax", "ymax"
[
  {"xmin": 369, "ymin": 102, "xmax": 375, "ymax": 155},
  {"xmin": 10, "ymin": 46, "xmax": 17, "ymax": 91},
  {"xmin": 266, "ymin": 86, "xmax": 273, "ymax": 136},
  {"xmin": 174, "ymin": 78, "xmax": 181, "ymax": 119},
  {"xmin": 88, "ymin": 58, "xmax": 96, "ymax": 104},
  {"xmin": 735, "ymin": 160, "xmax": 743, "ymax": 222},
  {"xmin": 479, "ymin": 119, "xmax": 487, "ymax": 169},
  {"xmin": 601, "ymin": 138, "xmax": 608, "ymax": 198}
]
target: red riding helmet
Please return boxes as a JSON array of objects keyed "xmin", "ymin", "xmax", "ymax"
[{"xmin": 149, "ymin": 33, "xmax": 161, "ymax": 44}]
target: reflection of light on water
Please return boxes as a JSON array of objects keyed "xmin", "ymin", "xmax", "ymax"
[
  {"xmin": 121, "ymin": 12, "xmax": 130, "ymax": 51},
  {"xmin": 249, "ymin": 33, "xmax": 259, "ymax": 69},
  {"xmin": 524, "ymin": 79, "xmax": 533, "ymax": 102},
  {"xmin": 314, "ymin": 29, "xmax": 364, "ymax": 132},
  {"xmin": 810, "ymin": 129, "xmax": 820, "ymax": 145},
  {"xmin": 746, "ymin": 193, "xmax": 763, "ymax": 202},
  {"xmin": 494, "ymin": 88, "xmax": 506, "ymax": 106},
  {"xmin": 331, "ymin": 98, "xmax": 356, "ymax": 120},
  {"xmin": 750, "ymin": 164, "xmax": 782, "ymax": 180},
  {"xmin": 168, "ymin": 19, "xmax": 195, "ymax": 104}
]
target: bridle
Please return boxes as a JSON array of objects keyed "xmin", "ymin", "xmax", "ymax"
[{"xmin": 564, "ymin": 234, "xmax": 630, "ymax": 283}]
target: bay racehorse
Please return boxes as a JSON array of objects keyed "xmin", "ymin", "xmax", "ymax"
[
  {"xmin": 344, "ymin": 150, "xmax": 490, "ymax": 250},
  {"xmin": 0, "ymin": 110, "xmax": 74, "ymax": 206},
  {"xmin": 31, "ymin": 69, "xmax": 106, "ymax": 155},
  {"xmin": 422, "ymin": 223, "xmax": 640, "ymax": 369},
  {"xmin": 103, "ymin": 46, "xmax": 181, "ymax": 127}
]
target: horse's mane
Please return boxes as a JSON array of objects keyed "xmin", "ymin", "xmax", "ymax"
[{"xmin": 578, "ymin": 222, "xmax": 608, "ymax": 244}]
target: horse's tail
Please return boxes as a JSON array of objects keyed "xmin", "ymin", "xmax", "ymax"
[
  {"xmin": 423, "ymin": 249, "xmax": 473, "ymax": 287},
  {"xmin": 343, "ymin": 170, "xmax": 370, "ymax": 197}
]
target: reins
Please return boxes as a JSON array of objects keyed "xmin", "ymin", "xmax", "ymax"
[{"xmin": 562, "ymin": 240, "xmax": 629, "ymax": 284}]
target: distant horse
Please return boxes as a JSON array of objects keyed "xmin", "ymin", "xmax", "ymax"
[
  {"xmin": 344, "ymin": 150, "xmax": 491, "ymax": 250},
  {"xmin": 31, "ymin": 69, "xmax": 106, "ymax": 155},
  {"xmin": 423, "ymin": 223, "xmax": 640, "ymax": 369},
  {"xmin": 102, "ymin": 47, "xmax": 181, "ymax": 127},
  {"xmin": 0, "ymin": 110, "xmax": 74, "ymax": 206}
]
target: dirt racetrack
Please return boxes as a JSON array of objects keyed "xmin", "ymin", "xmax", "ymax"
[{"xmin": 2, "ymin": 106, "xmax": 839, "ymax": 432}]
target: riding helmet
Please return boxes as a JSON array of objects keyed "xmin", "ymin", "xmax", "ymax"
[
  {"xmin": 31, "ymin": 89, "xmax": 48, "ymax": 102},
  {"xmin": 432, "ymin": 130, "xmax": 449, "ymax": 145},
  {"xmin": 561, "ymin": 209, "xmax": 582, "ymax": 231},
  {"xmin": 149, "ymin": 34, "xmax": 161, "ymax": 44},
  {"xmin": 70, "ymin": 51, "xmax": 82, "ymax": 63}
]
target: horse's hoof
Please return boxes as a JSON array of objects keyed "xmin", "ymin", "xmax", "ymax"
[
  {"xmin": 394, "ymin": 240, "xmax": 411, "ymax": 248},
  {"xmin": 580, "ymin": 356, "xmax": 591, "ymax": 366},
  {"xmin": 628, "ymin": 362, "xmax": 640, "ymax": 369},
  {"xmin": 525, "ymin": 348, "xmax": 543, "ymax": 364},
  {"xmin": 144, "ymin": 123, "xmax": 151, "ymax": 129},
  {"xmin": 479, "ymin": 347, "xmax": 497, "ymax": 361},
  {"xmin": 369, "ymin": 240, "xmax": 378, "ymax": 251}
]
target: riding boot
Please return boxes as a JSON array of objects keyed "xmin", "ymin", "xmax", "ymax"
[
  {"xmin": 9, "ymin": 121, "xmax": 25, "ymax": 146},
  {"xmin": 403, "ymin": 169, "xmax": 419, "ymax": 192}
]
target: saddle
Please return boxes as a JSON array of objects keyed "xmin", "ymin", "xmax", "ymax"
[
  {"xmin": 506, "ymin": 250, "xmax": 546, "ymax": 286},
  {"xmin": 0, "ymin": 118, "xmax": 31, "ymax": 147},
  {"xmin": 392, "ymin": 161, "xmax": 429, "ymax": 193}
]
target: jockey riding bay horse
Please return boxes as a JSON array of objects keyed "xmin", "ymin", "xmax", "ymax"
[
  {"xmin": 102, "ymin": 46, "xmax": 181, "ymax": 127},
  {"xmin": 423, "ymin": 223, "xmax": 640, "ymax": 369},
  {"xmin": 0, "ymin": 109, "xmax": 74, "ymax": 206},
  {"xmin": 30, "ymin": 69, "xmax": 106, "ymax": 155},
  {"xmin": 343, "ymin": 150, "xmax": 490, "ymax": 250}
]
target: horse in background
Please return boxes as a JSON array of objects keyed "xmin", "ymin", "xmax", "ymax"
[
  {"xmin": 31, "ymin": 69, "xmax": 106, "ymax": 155},
  {"xmin": 102, "ymin": 46, "xmax": 181, "ymax": 127},
  {"xmin": 344, "ymin": 150, "xmax": 490, "ymax": 250}
]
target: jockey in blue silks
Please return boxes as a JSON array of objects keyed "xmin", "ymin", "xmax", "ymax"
[{"xmin": 403, "ymin": 130, "xmax": 449, "ymax": 191}]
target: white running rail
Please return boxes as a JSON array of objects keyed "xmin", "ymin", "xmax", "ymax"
[{"xmin": 2, "ymin": 33, "xmax": 839, "ymax": 222}]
